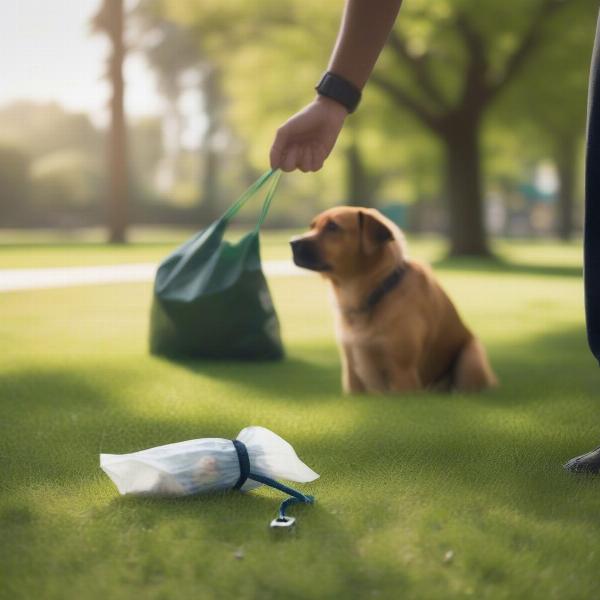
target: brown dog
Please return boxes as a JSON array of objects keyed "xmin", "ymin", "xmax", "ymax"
[{"xmin": 290, "ymin": 207, "xmax": 497, "ymax": 394}]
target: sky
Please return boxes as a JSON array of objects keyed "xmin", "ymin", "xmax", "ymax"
[{"xmin": 0, "ymin": 0, "xmax": 162, "ymax": 126}]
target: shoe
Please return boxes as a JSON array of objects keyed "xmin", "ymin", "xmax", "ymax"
[{"xmin": 564, "ymin": 446, "xmax": 600, "ymax": 474}]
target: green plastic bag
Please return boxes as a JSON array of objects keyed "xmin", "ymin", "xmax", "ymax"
[{"xmin": 150, "ymin": 169, "xmax": 284, "ymax": 360}]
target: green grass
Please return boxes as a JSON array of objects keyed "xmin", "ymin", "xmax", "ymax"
[{"xmin": 1, "ymin": 232, "xmax": 599, "ymax": 600}]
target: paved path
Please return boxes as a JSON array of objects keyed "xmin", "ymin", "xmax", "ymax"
[{"xmin": 0, "ymin": 260, "xmax": 307, "ymax": 292}]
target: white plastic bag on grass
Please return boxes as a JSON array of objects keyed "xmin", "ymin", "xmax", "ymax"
[{"xmin": 100, "ymin": 426, "xmax": 318, "ymax": 526}]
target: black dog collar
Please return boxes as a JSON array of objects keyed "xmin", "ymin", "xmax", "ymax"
[{"xmin": 365, "ymin": 265, "xmax": 408, "ymax": 311}]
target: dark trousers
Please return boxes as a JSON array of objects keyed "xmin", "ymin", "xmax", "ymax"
[{"xmin": 585, "ymin": 11, "xmax": 600, "ymax": 363}]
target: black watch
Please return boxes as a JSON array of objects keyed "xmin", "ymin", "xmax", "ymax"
[{"xmin": 315, "ymin": 71, "xmax": 362, "ymax": 114}]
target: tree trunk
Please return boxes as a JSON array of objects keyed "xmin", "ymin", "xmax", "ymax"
[
  {"xmin": 106, "ymin": 0, "xmax": 128, "ymax": 244},
  {"xmin": 199, "ymin": 67, "xmax": 222, "ymax": 224},
  {"xmin": 441, "ymin": 117, "xmax": 490, "ymax": 256},
  {"xmin": 163, "ymin": 92, "xmax": 184, "ymax": 191},
  {"xmin": 555, "ymin": 137, "xmax": 577, "ymax": 242},
  {"xmin": 345, "ymin": 139, "xmax": 372, "ymax": 207}
]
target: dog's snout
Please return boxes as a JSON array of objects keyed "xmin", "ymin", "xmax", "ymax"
[
  {"xmin": 290, "ymin": 238, "xmax": 315, "ymax": 261},
  {"xmin": 289, "ymin": 236, "xmax": 303, "ymax": 250},
  {"xmin": 289, "ymin": 236, "xmax": 328, "ymax": 271}
]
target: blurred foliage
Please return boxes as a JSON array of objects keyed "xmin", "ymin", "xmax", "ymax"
[
  {"xmin": 0, "ymin": 145, "xmax": 31, "ymax": 221},
  {"xmin": 134, "ymin": 0, "xmax": 248, "ymax": 224},
  {"xmin": 164, "ymin": 0, "xmax": 596, "ymax": 244},
  {"xmin": 0, "ymin": 102, "xmax": 103, "ymax": 225},
  {"xmin": 0, "ymin": 1, "xmax": 596, "ymax": 238},
  {"xmin": 31, "ymin": 151, "xmax": 102, "ymax": 210},
  {"xmin": 0, "ymin": 101, "xmax": 169, "ymax": 227},
  {"xmin": 488, "ymin": 2, "xmax": 592, "ymax": 184},
  {"xmin": 0, "ymin": 101, "xmax": 101, "ymax": 160},
  {"xmin": 129, "ymin": 116, "xmax": 164, "ymax": 194}
]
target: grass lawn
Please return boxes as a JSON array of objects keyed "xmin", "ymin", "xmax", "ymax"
[{"xmin": 1, "ymin": 232, "xmax": 600, "ymax": 599}]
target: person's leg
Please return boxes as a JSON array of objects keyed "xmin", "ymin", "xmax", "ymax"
[
  {"xmin": 585, "ymin": 10, "xmax": 600, "ymax": 361},
  {"xmin": 564, "ymin": 10, "xmax": 600, "ymax": 473}
]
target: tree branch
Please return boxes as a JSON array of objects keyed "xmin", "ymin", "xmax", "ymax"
[
  {"xmin": 386, "ymin": 30, "xmax": 448, "ymax": 109},
  {"xmin": 486, "ymin": 0, "xmax": 564, "ymax": 99},
  {"xmin": 454, "ymin": 10, "xmax": 489, "ymax": 109},
  {"xmin": 370, "ymin": 73, "xmax": 441, "ymax": 131}
]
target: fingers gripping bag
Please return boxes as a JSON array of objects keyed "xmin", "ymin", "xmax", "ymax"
[
  {"xmin": 100, "ymin": 426, "xmax": 318, "ymax": 527},
  {"xmin": 149, "ymin": 169, "xmax": 284, "ymax": 360}
]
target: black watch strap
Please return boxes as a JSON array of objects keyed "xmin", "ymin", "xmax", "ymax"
[{"xmin": 315, "ymin": 71, "xmax": 362, "ymax": 114}]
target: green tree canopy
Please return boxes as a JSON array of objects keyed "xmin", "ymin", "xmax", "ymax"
[{"xmin": 167, "ymin": 0, "xmax": 596, "ymax": 252}]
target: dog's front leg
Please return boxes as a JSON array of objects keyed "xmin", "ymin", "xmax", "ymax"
[
  {"xmin": 386, "ymin": 366, "xmax": 422, "ymax": 393},
  {"xmin": 343, "ymin": 367, "xmax": 366, "ymax": 394},
  {"xmin": 341, "ymin": 348, "xmax": 365, "ymax": 394}
]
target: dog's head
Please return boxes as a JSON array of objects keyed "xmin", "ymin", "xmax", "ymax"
[{"xmin": 290, "ymin": 207, "xmax": 403, "ymax": 278}]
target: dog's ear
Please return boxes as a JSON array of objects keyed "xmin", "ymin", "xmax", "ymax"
[{"xmin": 358, "ymin": 210, "xmax": 393, "ymax": 255}]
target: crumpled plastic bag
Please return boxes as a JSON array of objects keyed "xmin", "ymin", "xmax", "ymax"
[{"xmin": 100, "ymin": 426, "xmax": 318, "ymax": 497}]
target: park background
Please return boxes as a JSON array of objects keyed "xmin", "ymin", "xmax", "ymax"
[
  {"xmin": 2, "ymin": 1, "xmax": 600, "ymax": 599},
  {"xmin": 0, "ymin": 0, "xmax": 595, "ymax": 250}
]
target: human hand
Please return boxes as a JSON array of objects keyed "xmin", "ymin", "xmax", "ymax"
[{"xmin": 270, "ymin": 96, "xmax": 348, "ymax": 172}]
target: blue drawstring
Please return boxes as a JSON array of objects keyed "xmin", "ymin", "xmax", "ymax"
[
  {"xmin": 231, "ymin": 440, "xmax": 250, "ymax": 490},
  {"xmin": 231, "ymin": 440, "xmax": 314, "ymax": 522},
  {"xmin": 245, "ymin": 472, "xmax": 315, "ymax": 520}
]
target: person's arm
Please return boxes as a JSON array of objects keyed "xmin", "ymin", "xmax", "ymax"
[
  {"xmin": 328, "ymin": 0, "xmax": 404, "ymax": 90},
  {"xmin": 270, "ymin": 0, "xmax": 403, "ymax": 173}
]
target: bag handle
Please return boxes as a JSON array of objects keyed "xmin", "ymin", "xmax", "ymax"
[
  {"xmin": 220, "ymin": 168, "xmax": 281, "ymax": 227},
  {"xmin": 254, "ymin": 169, "xmax": 282, "ymax": 231}
]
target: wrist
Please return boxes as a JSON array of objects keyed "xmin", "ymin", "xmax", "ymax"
[{"xmin": 314, "ymin": 94, "xmax": 349, "ymax": 120}]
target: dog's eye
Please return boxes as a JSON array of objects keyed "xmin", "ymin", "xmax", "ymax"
[{"xmin": 325, "ymin": 220, "xmax": 340, "ymax": 233}]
